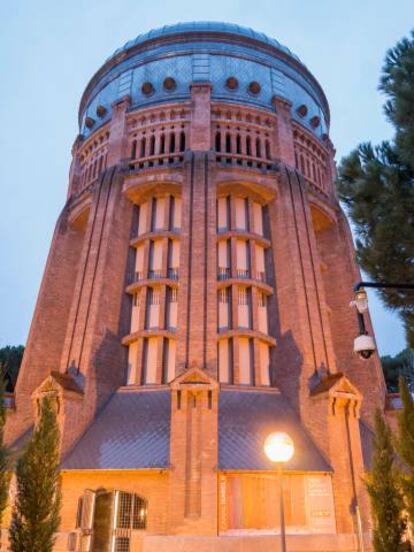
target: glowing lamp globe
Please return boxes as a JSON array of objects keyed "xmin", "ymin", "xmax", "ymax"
[
  {"xmin": 354, "ymin": 288, "xmax": 369, "ymax": 313},
  {"xmin": 264, "ymin": 432, "xmax": 294, "ymax": 463}
]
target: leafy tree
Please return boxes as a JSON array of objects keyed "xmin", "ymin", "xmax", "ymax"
[
  {"xmin": 9, "ymin": 395, "xmax": 61, "ymax": 552},
  {"xmin": 381, "ymin": 349, "xmax": 414, "ymax": 392},
  {"xmin": 337, "ymin": 31, "xmax": 414, "ymax": 345},
  {"xmin": 396, "ymin": 376, "xmax": 414, "ymax": 525},
  {"xmin": 366, "ymin": 409, "xmax": 407, "ymax": 551},
  {"xmin": 0, "ymin": 378, "xmax": 11, "ymax": 525},
  {"xmin": 0, "ymin": 346, "xmax": 24, "ymax": 392}
]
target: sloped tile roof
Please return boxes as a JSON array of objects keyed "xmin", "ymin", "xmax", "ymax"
[
  {"xmin": 219, "ymin": 390, "xmax": 331, "ymax": 472},
  {"xmin": 62, "ymin": 390, "xmax": 170, "ymax": 470}
]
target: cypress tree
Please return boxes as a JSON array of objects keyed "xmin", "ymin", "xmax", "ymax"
[
  {"xmin": 366, "ymin": 409, "xmax": 406, "ymax": 552},
  {"xmin": 0, "ymin": 373, "xmax": 11, "ymax": 525},
  {"xmin": 397, "ymin": 376, "xmax": 414, "ymax": 524},
  {"xmin": 9, "ymin": 395, "xmax": 61, "ymax": 552}
]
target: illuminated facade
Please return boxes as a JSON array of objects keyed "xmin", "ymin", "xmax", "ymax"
[{"xmin": 5, "ymin": 22, "xmax": 386, "ymax": 551}]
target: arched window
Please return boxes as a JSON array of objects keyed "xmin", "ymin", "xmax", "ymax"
[
  {"xmin": 169, "ymin": 132, "xmax": 176, "ymax": 153},
  {"xmin": 215, "ymin": 131, "xmax": 221, "ymax": 152},
  {"xmin": 265, "ymin": 140, "xmax": 271, "ymax": 160},
  {"xmin": 160, "ymin": 134, "xmax": 165, "ymax": 154},
  {"xmin": 149, "ymin": 135, "xmax": 155, "ymax": 156},
  {"xmin": 246, "ymin": 135, "xmax": 252, "ymax": 156},
  {"xmin": 131, "ymin": 140, "xmax": 137, "ymax": 159},
  {"xmin": 140, "ymin": 137, "xmax": 146, "ymax": 158},
  {"xmin": 225, "ymin": 133, "xmax": 231, "ymax": 154},
  {"xmin": 180, "ymin": 130, "xmax": 186, "ymax": 152},
  {"xmin": 255, "ymin": 137, "xmax": 261, "ymax": 158},
  {"xmin": 236, "ymin": 134, "xmax": 242, "ymax": 154}
]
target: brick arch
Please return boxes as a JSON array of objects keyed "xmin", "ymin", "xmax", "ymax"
[{"xmin": 310, "ymin": 203, "xmax": 336, "ymax": 233}]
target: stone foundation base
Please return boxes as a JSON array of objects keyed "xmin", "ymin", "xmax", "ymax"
[{"xmin": 49, "ymin": 531, "xmax": 371, "ymax": 552}]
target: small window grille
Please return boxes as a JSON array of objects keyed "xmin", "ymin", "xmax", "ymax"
[
  {"xmin": 170, "ymin": 288, "xmax": 178, "ymax": 303},
  {"xmin": 219, "ymin": 289, "xmax": 228, "ymax": 304},
  {"xmin": 148, "ymin": 288, "xmax": 160, "ymax": 305},
  {"xmin": 238, "ymin": 287, "xmax": 248, "ymax": 306},
  {"xmin": 114, "ymin": 537, "xmax": 130, "ymax": 552},
  {"xmin": 117, "ymin": 492, "xmax": 133, "ymax": 529},
  {"xmin": 116, "ymin": 491, "xmax": 148, "ymax": 531}
]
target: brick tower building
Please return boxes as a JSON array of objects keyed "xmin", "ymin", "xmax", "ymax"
[{"xmin": 5, "ymin": 22, "xmax": 387, "ymax": 551}]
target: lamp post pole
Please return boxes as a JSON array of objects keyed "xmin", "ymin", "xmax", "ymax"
[
  {"xmin": 278, "ymin": 463, "xmax": 287, "ymax": 552},
  {"xmin": 264, "ymin": 432, "xmax": 294, "ymax": 552}
]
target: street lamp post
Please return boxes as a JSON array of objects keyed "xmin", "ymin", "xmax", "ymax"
[
  {"xmin": 264, "ymin": 432, "xmax": 295, "ymax": 552},
  {"xmin": 351, "ymin": 281, "xmax": 414, "ymax": 360}
]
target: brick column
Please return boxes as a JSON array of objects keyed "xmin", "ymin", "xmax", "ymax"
[
  {"xmin": 272, "ymin": 95, "xmax": 295, "ymax": 167},
  {"xmin": 106, "ymin": 95, "xmax": 131, "ymax": 166},
  {"xmin": 310, "ymin": 376, "xmax": 371, "ymax": 539},
  {"xmin": 189, "ymin": 84, "xmax": 212, "ymax": 151},
  {"xmin": 169, "ymin": 368, "xmax": 218, "ymax": 535}
]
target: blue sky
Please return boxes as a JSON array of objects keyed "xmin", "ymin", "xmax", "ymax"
[{"xmin": 0, "ymin": 0, "xmax": 412, "ymax": 356}]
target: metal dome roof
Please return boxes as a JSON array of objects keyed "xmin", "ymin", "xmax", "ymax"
[{"xmin": 109, "ymin": 21, "xmax": 301, "ymax": 64}]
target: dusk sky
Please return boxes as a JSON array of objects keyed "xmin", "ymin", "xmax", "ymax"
[{"xmin": 0, "ymin": 0, "xmax": 412, "ymax": 356}]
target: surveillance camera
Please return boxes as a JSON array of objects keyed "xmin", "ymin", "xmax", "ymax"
[{"xmin": 353, "ymin": 334, "xmax": 376, "ymax": 360}]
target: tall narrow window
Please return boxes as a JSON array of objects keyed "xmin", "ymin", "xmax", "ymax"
[
  {"xmin": 236, "ymin": 239, "xmax": 250, "ymax": 279},
  {"xmin": 246, "ymin": 135, "xmax": 252, "ymax": 156},
  {"xmin": 256, "ymin": 137, "xmax": 261, "ymax": 158},
  {"xmin": 130, "ymin": 291, "xmax": 141, "ymax": 333},
  {"xmin": 127, "ymin": 342, "xmax": 138, "ymax": 385},
  {"xmin": 131, "ymin": 140, "xmax": 137, "ymax": 159},
  {"xmin": 225, "ymin": 133, "xmax": 231, "ymax": 153},
  {"xmin": 141, "ymin": 337, "xmax": 158, "ymax": 384},
  {"xmin": 169, "ymin": 132, "xmax": 176, "ymax": 153},
  {"xmin": 217, "ymin": 196, "xmax": 229, "ymax": 232},
  {"xmin": 140, "ymin": 136, "xmax": 146, "ymax": 158},
  {"xmin": 218, "ymin": 338, "xmax": 233, "ymax": 383},
  {"xmin": 265, "ymin": 139, "xmax": 271, "ymax": 160},
  {"xmin": 215, "ymin": 131, "xmax": 221, "ymax": 152},
  {"xmin": 218, "ymin": 287, "xmax": 231, "ymax": 330},
  {"xmin": 238, "ymin": 337, "xmax": 253, "ymax": 385},
  {"xmin": 162, "ymin": 338, "xmax": 176, "ymax": 383},
  {"xmin": 255, "ymin": 244, "xmax": 266, "ymax": 282},
  {"xmin": 234, "ymin": 197, "xmax": 248, "ymax": 231},
  {"xmin": 237, "ymin": 287, "xmax": 252, "ymax": 329},
  {"xmin": 149, "ymin": 134, "xmax": 155, "ymax": 156},
  {"xmin": 138, "ymin": 201, "xmax": 149, "ymax": 236},
  {"xmin": 258, "ymin": 291, "xmax": 268, "ymax": 334},
  {"xmin": 252, "ymin": 202, "xmax": 263, "ymax": 235},
  {"xmin": 145, "ymin": 287, "xmax": 160, "ymax": 329},
  {"xmin": 167, "ymin": 239, "xmax": 179, "ymax": 280},
  {"xmin": 218, "ymin": 239, "xmax": 231, "ymax": 280},
  {"xmin": 135, "ymin": 244, "xmax": 145, "ymax": 282},
  {"xmin": 154, "ymin": 197, "xmax": 166, "ymax": 230},
  {"xmin": 259, "ymin": 341, "xmax": 270, "ymax": 386},
  {"xmin": 160, "ymin": 133, "xmax": 166, "ymax": 154},
  {"xmin": 148, "ymin": 240, "xmax": 163, "ymax": 279},
  {"xmin": 236, "ymin": 134, "xmax": 242, "ymax": 154},
  {"xmin": 180, "ymin": 130, "xmax": 186, "ymax": 152},
  {"xmin": 166, "ymin": 286, "xmax": 178, "ymax": 329}
]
